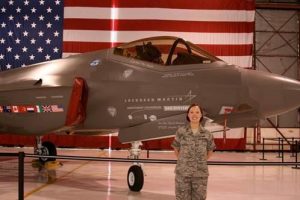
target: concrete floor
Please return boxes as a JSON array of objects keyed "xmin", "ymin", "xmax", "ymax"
[{"xmin": 0, "ymin": 147, "xmax": 300, "ymax": 200}]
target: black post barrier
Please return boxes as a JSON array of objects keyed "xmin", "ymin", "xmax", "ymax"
[
  {"xmin": 0, "ymin": 153, "xmax": 23, "ymax": 199},
  {"xmin": 292, "ymin": 140, "xmax": 300, "ymax": 169},
  {"xmin": 260, "ymin": 138, "xmax": 267, "ymax": 160},
  {"xmin": 147, "ymin": 150, "xmax": 149, "ymax": 159},
  {"xmin": 277, "ymin": 138, "xmax": 282, "ymax": 158},
  {"xmin": 18, "ymin": 152, "xmax": 25, "ymax": 200},
  {"xmin": 281, "ymin": 138, "xmax": 284, "ymax": 163},
  {"xmin": 291, "ymin": 137, "xmax": 295, "ymax": 157}
]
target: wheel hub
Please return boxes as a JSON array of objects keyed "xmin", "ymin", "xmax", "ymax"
[
  {"xmin": 40, "ymin": 147, "xmax": 49, "ymax": 162},
  {"xmin": 128, "ymin": 171, "xmax": 135, "ymax": 186}
]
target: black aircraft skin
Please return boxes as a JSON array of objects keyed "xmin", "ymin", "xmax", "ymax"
[{"xmin": 0, "ymin": 36, "xmax": 299, "ymax": 191}]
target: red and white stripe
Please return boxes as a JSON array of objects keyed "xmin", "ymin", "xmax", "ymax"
[
  {"xmin": 213, "ymin": 128, "xmax": 246, "ymax": 150},
  {"xmin": 213, "ymin": 128, "xmax": 245, "ymax": 139},
  {"xmin": 63, "ymin": 0, "xmax": 255, "ymax": 68}
]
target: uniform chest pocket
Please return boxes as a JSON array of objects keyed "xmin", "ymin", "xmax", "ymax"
[
  {"xmin": 179, "ymin": 138, "xmax": 193, "ymax": 157},
  {"xmin": 180, "ymin": 140, "xmax": 192, "ymax": 149},
  {"xmin": 198, "ymin": 138, "xmax": 207, "ymax": 145},
  {"xmin": 196, "ymin": 137, "xmax": 208, "ymax": 150},
  {"xmin": 180, "ymin": 136, "xmax": 194, "ymax": 145}
]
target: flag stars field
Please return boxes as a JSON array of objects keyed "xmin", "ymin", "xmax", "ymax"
[{"xmin": 0, "ymin": 0, "xmax": 63, "ymax": 70}]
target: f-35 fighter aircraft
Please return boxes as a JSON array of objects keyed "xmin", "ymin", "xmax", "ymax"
[{"xmin": 0, "ymin": 36, "xmax": 300, "ymax": 191}]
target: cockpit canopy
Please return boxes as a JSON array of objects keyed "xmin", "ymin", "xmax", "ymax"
[{"xmin": 114, "ymin": 36, "xmax": 221, "ymax": 66}]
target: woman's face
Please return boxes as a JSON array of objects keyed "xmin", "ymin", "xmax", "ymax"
[{"xmin": 188, "ymin": 106, "xmax": 202, "ymax": 124}]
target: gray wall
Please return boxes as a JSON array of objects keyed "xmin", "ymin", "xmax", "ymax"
[{"xmin": 255, "ymin": 8, "xmax": 299, "ymax": 127}]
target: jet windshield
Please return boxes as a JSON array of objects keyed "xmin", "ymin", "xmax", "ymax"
[{"xmin": 114, "ymin": 36, "xmax": 221, "ymax": 66}]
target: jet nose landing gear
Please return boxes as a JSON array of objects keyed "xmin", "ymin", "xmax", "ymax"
[{"xmin": 127, "ymin": 141, "xmax": 144, "ymax": 192}]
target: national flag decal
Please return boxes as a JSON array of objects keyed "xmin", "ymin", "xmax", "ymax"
[
  {"xmin": 0, "ymin": 105, "xmax": 64, "ymax": 113},
  {"xmin": 42, "ymin": 105, "xmax": 52, "ymax": 112},
  {"xmin": 51, "ymin": 105, "xmax": 64, "ymax": 112}
]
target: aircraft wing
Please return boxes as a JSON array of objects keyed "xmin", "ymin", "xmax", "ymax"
[
  {"xmin": 118, "ymin": 110, "xmax": 259, "ymax": 143},
  {"xmin": 118, "ymin": 113, "xmax": 186, "ymax": 143},
  {"xmin": 209, "ymin": 110, "xmax": 259, "ymax": 128}
]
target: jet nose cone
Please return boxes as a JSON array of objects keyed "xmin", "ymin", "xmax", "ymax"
[
  {"xmin": 282, "ymin": 77, "xmax": 300, "ymax": 110},
  {"xmin": 265, "ymin": 75, "xmax": 300, "ymax": 116},
  {"xmin": 243, "ymin": 70, "xmax": 300, "ymax": 117}
]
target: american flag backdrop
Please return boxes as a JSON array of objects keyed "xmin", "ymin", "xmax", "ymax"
[{"xmin": 0, "ymin": 0, "xmax": 255, "ymax": 71}]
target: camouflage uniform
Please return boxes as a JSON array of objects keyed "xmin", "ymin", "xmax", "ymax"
[{"xmin": 171, "ymin": 124, "xmax": 216, "ymax": 200}]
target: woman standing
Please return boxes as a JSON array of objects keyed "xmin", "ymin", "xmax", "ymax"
[{"xmin": 171, "ymin": 104, "xmax": 216, "ymax": 200}]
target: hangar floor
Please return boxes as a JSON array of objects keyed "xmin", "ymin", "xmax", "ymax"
[{"xmin": 0, "ymin": 147, "xmax": 300, "ymax": 200}]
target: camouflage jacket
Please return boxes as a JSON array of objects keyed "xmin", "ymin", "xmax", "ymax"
[{"xmin": 171, "ymin": 124, "xmax": 216, "ymax": 177}]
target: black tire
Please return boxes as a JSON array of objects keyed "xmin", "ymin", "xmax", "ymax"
[
  {"xmin": 127, "ymin": 165, "xmax": 144, "ymax": 192},
  {"xmin": 39, "ymin": 141, "xmax": 57, "ymax": 162}
]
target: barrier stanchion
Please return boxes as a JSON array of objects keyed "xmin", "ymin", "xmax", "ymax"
[
  {"xmin": 260, "ymin": 138, "xmax": 267, "ymax": 160},
  {"xmin": 277, "ymin": 138, "xmax": 282, "ymax": 158},
  {"xmin": 291, "ymin": 137, "xmax": 295, "ymax": 157},
  {"xmin": 147, "ymin": 150, "xmax": 149, "ymax": 159},
  {"xmin": 292, "ymin": 140, "xmax": 300, "ymax": 169},
  {"xmin": 260, "ymin": 137, "xmax": 300, "ymax": 161},
  {"xmin": 18, "ymin": 152, "xmax": 25, "ymax": 200},
  {"xmin": 281, "ymin": 138, "xmax": 284, "ymax": 163}
]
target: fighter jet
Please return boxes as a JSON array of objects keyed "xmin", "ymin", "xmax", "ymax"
[{"xmin": 0, "ymin": 36, "xmax": 300, "ymax": 191}]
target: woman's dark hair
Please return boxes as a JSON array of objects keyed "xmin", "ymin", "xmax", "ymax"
[{"xmin": 186, "ymin": 103, "xmax": 204, "ymax": 122}]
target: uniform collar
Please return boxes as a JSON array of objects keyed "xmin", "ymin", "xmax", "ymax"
[{"xmin": 185, "ymin": 123, "xmax": 206, "ymax": 133}]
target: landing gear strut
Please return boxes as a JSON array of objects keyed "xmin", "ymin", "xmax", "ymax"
[
  {"xmin": 34, "ymin": 136, "xmax": 57, "ymax": 162},
  {"xmin": 127, "ymin": 141, "xmax": 144, "ymax": 192}
]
